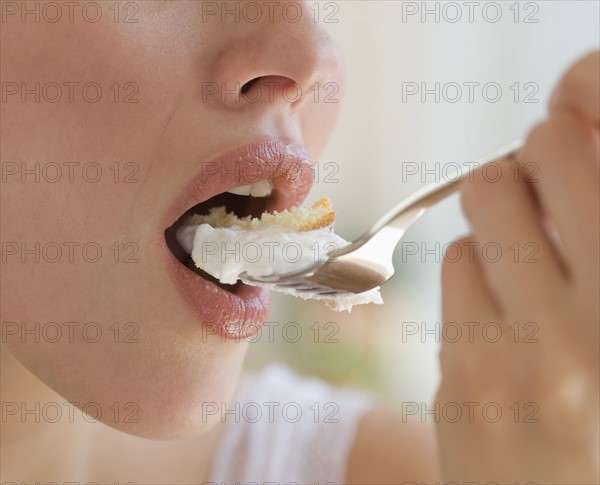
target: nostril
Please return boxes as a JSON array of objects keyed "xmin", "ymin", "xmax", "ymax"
[
  {"xmin": 241, "ymin": 78, "xmax": 260, "ymax": 94},
  {"xmin": 240, "ymin": 75, "xmax": 302, "ymax": 108}
]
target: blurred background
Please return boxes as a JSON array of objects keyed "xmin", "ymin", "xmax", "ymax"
[{"xmin": 246, "ymin": 0, "xmax": 600, "ymax": 405}]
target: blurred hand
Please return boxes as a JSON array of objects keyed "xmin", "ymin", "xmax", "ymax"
[{"xmin": 436, "ymin": 51, "xmax": 599, "ymax": 484}]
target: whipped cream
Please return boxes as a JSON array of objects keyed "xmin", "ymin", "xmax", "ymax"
[{"xmin": 176, "ymin": 223, "xmax": 382, "ymax": 312}]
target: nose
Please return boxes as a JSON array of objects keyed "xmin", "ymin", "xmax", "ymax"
[{"xmin": 203, "ymin": 1, "xmax": 342, "ymax": 112}]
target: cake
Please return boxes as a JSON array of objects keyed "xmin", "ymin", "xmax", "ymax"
[{"xmin": 176, "ymin": 198, "xmax": 383, "ymax": 312}]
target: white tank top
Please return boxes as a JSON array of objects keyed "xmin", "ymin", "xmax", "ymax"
[{"xmin": 208, "ymin": 363, "xmax": 374, "ymax": 484}]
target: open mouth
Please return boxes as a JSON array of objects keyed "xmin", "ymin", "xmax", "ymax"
[
  {"xmin": 160, "ymin": 140, "xmax": 315, "ymax": 337},
  {"xmin": 164, "ymin": 181, "xmax": 275, "ymax": 294}
]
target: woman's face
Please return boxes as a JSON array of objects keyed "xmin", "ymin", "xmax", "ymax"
[{"xmin": 1, "ymin": 1, "xmax": 343, "ymax": 438}]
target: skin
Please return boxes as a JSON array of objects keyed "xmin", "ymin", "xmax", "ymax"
[
  {"xmin": 1, "ymin": 0, "xmax": 597, "ymax": 482},
  {"xmin": 438, "ymin": 51, "xmax": 600, "ymax": 484},
  {"xmin": 1, "ymin": 0, "xmax": 344, "ymax": 440},
  {"xmin": 1, "ymin": 1, "xmax": 440, "ymax": 482}
]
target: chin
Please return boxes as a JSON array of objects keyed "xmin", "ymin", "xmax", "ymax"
[
  {"xmin": 6, "ymin": 331, "xmax": 248, "ymax": 441},
  {"xmin": 81, "ymin": 352, "xmax": 247, "ymax": 440},
  {"xmin": 99, "ymin": 401, "xmax": 226, "ymax": 440},
  {"xmin": 71, "ymin": 366, "xmax": 243, "ymax": 440}
]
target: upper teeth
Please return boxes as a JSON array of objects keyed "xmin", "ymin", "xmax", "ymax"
[{"xmin": 226, "ymin": 180, "xmax": 273, "ymax": 197}]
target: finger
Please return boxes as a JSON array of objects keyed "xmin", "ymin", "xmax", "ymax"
[
  {"xmin": 550, "ymin": 50, "xmax": 600, "ymax": 128},
  {"xmin": 520, "ymin": 113, "xmax": 600, "ymax": 281},
  {"xmin": 440, "ymin": 236, "xmax": 501, "ymax": 379},
  {"xmin": 461, "ymin": 158, "xmax": 567, "ymax": 312},
  {"xmin": 442, "ymin": 236, "xmax": 500, "ymax": 322}
]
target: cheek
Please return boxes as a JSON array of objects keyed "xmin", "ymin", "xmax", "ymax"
[
  {"xmin": 299, "ymin": 63, "xmax": 346, "ymax": 159},
  {"xmin": 1, "ymin": 10, "xmax": 249, "ymax": 439},
  {"xmin": 1, "ymin": 21, "xmax": 174, "ymax": 233},
  {"xmin": 0, "ymin": 18, "xmax": 176, "ymax": 325}
]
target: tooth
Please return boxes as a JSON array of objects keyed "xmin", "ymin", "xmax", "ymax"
[
  {"xmin": 226, "ymin": 180, "xmax": 273, "ymax": 198},
  {"xmin": 226, "ymin": 184, "xmax": 252, "ymax": 196},
  {"xmin": 249, "ymin": 180, "xmax": 272, "ymax": 197}
]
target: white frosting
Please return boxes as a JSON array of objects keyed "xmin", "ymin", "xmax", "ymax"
[{"xmin": 176, "ymin": 223, "xmax": 383, "ymax": 312}]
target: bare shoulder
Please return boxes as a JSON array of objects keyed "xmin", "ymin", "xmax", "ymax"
[{"xmin": 344, "ymin": 406, "xmax": 442, "ymax": 485}]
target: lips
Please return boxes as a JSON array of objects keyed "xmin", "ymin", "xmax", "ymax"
[{"xmin": 162, "ymin": 139, "xmax": 314, "ymax": 339}]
